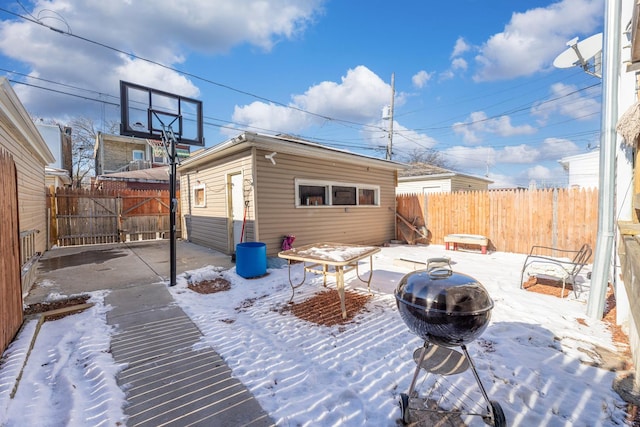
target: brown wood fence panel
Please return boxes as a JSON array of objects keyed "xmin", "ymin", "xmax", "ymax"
[
  {"xmin": 51, "ymin": 188, "xmax": 180, "ymax": 246},
  {"xmin": 0, "ymin": 150, "xmax": 22, "ymax": 354},
  {"xmin": 396, "ymin": 188, "xmax": 598, "ymax": 255}
]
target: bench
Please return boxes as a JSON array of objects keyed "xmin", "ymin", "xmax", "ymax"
[{"xmin": 444, "ymin": 234, "xmax": 489, "ymax": 254}]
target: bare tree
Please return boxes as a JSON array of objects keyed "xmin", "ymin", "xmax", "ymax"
[
  {"xmin": 67, "ymin": 117, "xmax": 118, "ymax": 188},
  {"xmin": 400, "ymin": 147, "xmax": 454, "ymax": 169}
]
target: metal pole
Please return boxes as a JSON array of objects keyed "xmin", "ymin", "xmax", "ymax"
[
  {"xmin": 169, "ymin": 130, "xmax": 177, "ymax": 287},
  {"xmin": 587, "ymin": 0, "xmax": 621, "ymax": 318},
  {"xmin": 387, "ymin": 73, "xmax": 395, "ymax": 160}
]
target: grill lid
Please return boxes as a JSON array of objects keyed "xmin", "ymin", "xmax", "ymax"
[{"xmin": 395, "ymin": 268, "xmax": 493, "ymax": 316}]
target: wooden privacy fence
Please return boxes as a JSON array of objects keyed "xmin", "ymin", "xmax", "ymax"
[
  {"xmin": 396, "ymin": 188, "xmax": 598, "ymax": 255},
  {"xmin": 50, "ymin": 188, "xmax": 180, "ymax": 247},
  {"xmin": 0, "ymin": 149, "xmax": 22, "ymax": 355}
]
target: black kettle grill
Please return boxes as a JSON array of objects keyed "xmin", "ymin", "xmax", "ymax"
[{"xmin": 395, "ymin": 263, "xmax": 507, "ymax": 426}]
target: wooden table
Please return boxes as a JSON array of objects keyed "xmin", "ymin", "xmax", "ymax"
[{"xmin": 278, "ymin": 242, "xmax": 381, "ymax": 319}]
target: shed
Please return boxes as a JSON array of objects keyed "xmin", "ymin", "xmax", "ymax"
[
  {"xmin": 396, "ymin": 163, "xmax": 492, "ymax": 194},
  {"xmin": 178, "ymin": 132, "xmax": 405, "ymax": 256},
  {"xmin": 558, "ymin": 150, "xmax": 600, "ymax": 189}
]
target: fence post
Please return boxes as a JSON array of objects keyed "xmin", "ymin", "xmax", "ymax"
[{"xmin": 552, "ymin": 188, "xmax": 558, "ymax": 249}]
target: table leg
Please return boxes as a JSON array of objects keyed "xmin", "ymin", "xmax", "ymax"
[{"xmin": 337, "ymin": 265, "xmax": 347, "ymax": 319}]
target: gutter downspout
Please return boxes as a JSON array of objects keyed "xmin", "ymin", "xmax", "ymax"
[{"xmin": 587, "ymin": 0, "xmax": 622, "ymax": 319}]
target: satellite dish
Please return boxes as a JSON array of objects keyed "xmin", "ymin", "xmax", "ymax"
[{"xmin": 553, "ymin": 32, "xmax": 603, "ymax": 78}]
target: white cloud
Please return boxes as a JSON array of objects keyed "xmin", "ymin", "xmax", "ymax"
[
  {"xmin": 473, "ymin": 0, "xmax": 603, "ymax": 81},
  {"xmin": 231, "ymin": 65, "xmax": 393, "ymax": 135},
  {"xmin": 451, "ymin": 58, "xmax": 468, "ymax": 71},
  {"xmin": 531, "ymin": 82, "xmax": 600, "ymax": 123},
  {"xmin": 452, "ymin": 111, "xmax": 537, "ymax": 144},
  {"xmin": 0, "ymin": 0, "xmax": 325, "ymax": 117},
  {"xmin": 412, "ymin": 70, "xmax": 433, "ymax": 89},
  {"xmin": 451, "ymin": 37, "xmax": 471, "ymax": 58}
]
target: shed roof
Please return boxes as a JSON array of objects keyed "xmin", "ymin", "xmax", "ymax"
[
  {"xmin": 398, "ymin": 162, "xmax": 493, "ymax": 183},
  {"xmin": 179, "ymin": 131, "xmax": 406, "ymax": 171}
]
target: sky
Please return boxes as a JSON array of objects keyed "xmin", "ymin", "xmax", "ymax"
[
  {"xmin": 0, "ymin": 0, "xmax": 606, "ymax": 188},
  {"xmin": 0, "ymin": 244, "xmax": 630, "ymax": 426}
]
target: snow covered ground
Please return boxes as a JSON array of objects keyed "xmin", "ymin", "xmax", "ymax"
[{"xmin": 0, "ymin": 244, "xmax": 631, "ymax": 426}]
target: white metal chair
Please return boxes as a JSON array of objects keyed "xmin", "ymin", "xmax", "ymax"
[{"xmin": 519, "ymin": 243, "xmax": 592, "ymax": 298}]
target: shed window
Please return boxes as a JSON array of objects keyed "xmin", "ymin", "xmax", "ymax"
[
  {"xmin": 295, "ymin": 179, "xmax": 379, "ymax": 207},
  {"xmin": 299, "ymin": 184, "xmax": 328, "ymax": 206},
  {"xmin": 193, "ymin": 183, "xmax": 206, "ymax": 208}
]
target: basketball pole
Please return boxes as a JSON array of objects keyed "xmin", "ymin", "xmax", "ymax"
[{"xmin": 157, "ymin": 114, "xmax": 179, "ymax": 287}]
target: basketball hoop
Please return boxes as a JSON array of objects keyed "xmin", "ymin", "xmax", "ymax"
[{"xmin": 147, "ymin": 139, "xmax": 167, "ymax": 159}]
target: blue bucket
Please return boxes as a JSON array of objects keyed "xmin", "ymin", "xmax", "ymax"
[{"xmin": 236, "ymin": 242, "xmax": 267, "ymax": 278}]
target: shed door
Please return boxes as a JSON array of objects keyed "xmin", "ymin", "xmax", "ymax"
[{"xmin": 230, "ymin": 173, "xmax": 244, "ymax": 252}]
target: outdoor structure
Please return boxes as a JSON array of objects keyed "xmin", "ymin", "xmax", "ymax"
[
  {"xmin": 0, "ymin": 77, "xmax": 55, "ymax": 293},
  {"xmin": 178, "ymin": 132, "xmax": 404, "ymax": 256},
  {"xmin": 37, "ymin": 123, "xmax": 73, "ymax": 189},
  {"xmin": 94, "ymin": 166, "xmax": 171, "ymax": 191},
  {"xmin": 558, "ymin": 149, "xmax": 600, "ymax": 189},
  {"xmin": 396, "ymin": 163, "xmax": 492, "ymax": 195},
  {"xmin": 604, "ymin": 0, "xmax": 640, "ymax": 396},
  {"xmin": 94, "ymin": 132, "xmax": 190, "ymax": 175}
]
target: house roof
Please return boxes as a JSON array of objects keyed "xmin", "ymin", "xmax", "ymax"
[
  {"xmin": 398, "ymin": 162, "xmax": 493, "ymax": 183},
  {"xmin": 178, "ymin": 131, "xmax": 407, "ymax": 171},
  {"xmin": 96, "ymin": 166, "xmax": 171, "ymax": 182},
  {"xmin": 0, "ymin": 78, "xmax": 55, "ymax": 165}
]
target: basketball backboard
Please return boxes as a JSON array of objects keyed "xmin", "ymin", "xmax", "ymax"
[{"xmin": 119, "ymin": 80, "xmax": 204, "ymax": 146}]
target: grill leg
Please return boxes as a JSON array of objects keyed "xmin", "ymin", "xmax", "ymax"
[
  {"xmin": 407, "ymin": 342, "xmax": 429, "ymax": 396},
  {"xmin": 461, "ymin": 345, "xmax": 492, "ymax": 409}
]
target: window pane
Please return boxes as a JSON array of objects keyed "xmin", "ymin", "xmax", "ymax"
[
  {"xmin": 300, "ymin": 185, "xmax": 326, "ymax": 206},
  {"xmin": 194, "ymin": 187, "xmax": 205, "ymax": 207},
  {"xmin": 132, "ymin": 150, "xmax": 144, "ymax": 161},
  {"xmin": 332, "ymin": 186, "xmax": 356, "ymax": 205},
  {"xmin": 359, "ymin": 188, "xmax": 376, "ymax": 205}
]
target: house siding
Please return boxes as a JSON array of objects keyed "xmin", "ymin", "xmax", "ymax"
[
  {"xmin": 253, "ymin": 149, "xmax": 395, "ymax": 255},
  {"xmin": 397, "ymin": 178, "xmax": 451, "ymax": 194},
  {"xmin": 180, "ymin": 151, "xmax": 255, "ymax": 254},
  {"xmin": 0, "ymin": 78, "xmax": 55, "ymax": 293},
  {"xmin": 451, "ymin": 176, "xmax": 490, "ymax": 192}
]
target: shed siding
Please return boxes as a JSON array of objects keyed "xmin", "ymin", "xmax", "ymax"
[
  {"xmin": 253, "ymin": 149, "xmax": 395, "ymax": 255},
  {"xmin": 180, "ymin": 151, "xmax": 255, "ymax": 254}
]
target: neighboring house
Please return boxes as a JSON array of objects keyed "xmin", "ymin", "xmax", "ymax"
[
  {"xmin": 94, "ymin": 132, "xmax": 190, "ymax": 175},
  {"xmin": 94, "ymin": 166, "xmax": 171, "ymax": 191},
  {"xmin": 178, "ymin": 132, "xmax": 405, "ymax": 256},
  {"xmin": 0, "ymin": 77, "xmax": 55, "ymax": 293},
  {"xmin": 37, "ymin": 123, "xmax": 73, "ymax": 189},
  {"xmin": 396, "ymin": 163, "xmax": 493, "ymax": 195},
  {"xmin": 558, "ymin": 150, "xmax": 600, "ymax": 189}
]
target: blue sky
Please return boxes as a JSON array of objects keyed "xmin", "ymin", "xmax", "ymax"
[{"xmin": 0, "ymin": 0, "xmax": 605, "ymax": 187}]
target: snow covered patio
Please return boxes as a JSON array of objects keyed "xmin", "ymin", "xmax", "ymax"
[{"xmin": 0, "ymin": 242, "xmax": 633, "ymax": 426}]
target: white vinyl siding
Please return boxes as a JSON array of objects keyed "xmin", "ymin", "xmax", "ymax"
[{"xmin": 179, "ymin": 152, "xmax": 254, "ymax": 254}]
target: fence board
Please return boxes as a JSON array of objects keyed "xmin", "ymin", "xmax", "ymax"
[
  {"xmin": 0, "ymin": 150, "xmax": 22, "ymax": 354},
  {"xmin": 396, "ymin": 188, "xmax": 598, "ymax": 255}
]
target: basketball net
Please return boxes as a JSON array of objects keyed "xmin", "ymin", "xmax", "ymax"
[{"xmin": 147, "ymin": 139, "xmax": 168, "ymax": 159}]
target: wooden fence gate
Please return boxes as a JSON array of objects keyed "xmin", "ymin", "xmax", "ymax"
[
  {"xmin": 0, "ymin": 149, "xmax": 22, "ymax": 355},
  {"xmin": 50, "ymin": 188, "xmax": 180, "ymax": 247}
]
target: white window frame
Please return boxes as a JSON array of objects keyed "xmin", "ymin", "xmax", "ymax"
[
  {"xmin": 193, "ymin": 183, "xmax": 206, "ymax": 208},
  {"xmin": 132, "ymin": 149, "xmax": 145, "ymax": 161},
  {"xmin": 295, "ymin": 178, "xmax": 380, "ymax": 207}
]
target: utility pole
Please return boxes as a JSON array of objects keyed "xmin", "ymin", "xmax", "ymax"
[{"xmin": 386, "ymin": 73, "xmax": 395, "ymax": 160}]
